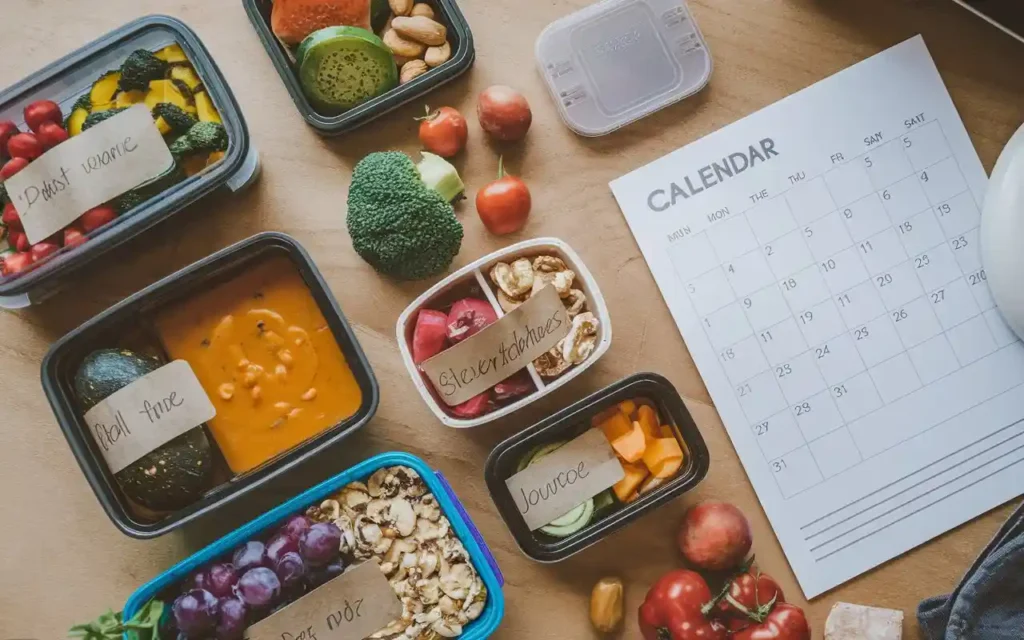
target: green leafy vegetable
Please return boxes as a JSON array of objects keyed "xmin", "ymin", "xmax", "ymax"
[
  {"xmin": 68, "ymin": 598, "xmax": 165, "ymax": 640},
  {"xmin": 119, "ymin": 50, "xmax": 169, "ymax": 92},
  {"xmin": 151, "ymin": 102, "xmax": 197, "ymax": 135},
  {"xmin": 169, "ymin": 121, "xmax": 228, "ymax": 157}
]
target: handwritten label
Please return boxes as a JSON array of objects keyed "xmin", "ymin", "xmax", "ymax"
[
  {"xmin": 244, "ymin": 561, "xmax": 403, "ymax": 640},
  {"xmin": 3, "ymin": 104, "xmax": 174, "ymax": 244},
  {"xmin": 505, "ymin": 429, "xmax": 625, "ymax": 531},
  {"xmin": 83, "ymin": 360, "xmax": 216, "ymax": 473},
  {"xmin": 420, "ymin": 285, "xmax": 569, "ymax": 406}
]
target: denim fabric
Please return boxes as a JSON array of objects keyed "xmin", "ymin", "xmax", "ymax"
[{"xmin": 918, "ymin": 501, "xmax": 1024, "ymax": 639}]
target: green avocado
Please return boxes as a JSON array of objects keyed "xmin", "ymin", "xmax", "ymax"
[
  {"xmin": 74, "ymin": 349, "xmax": 214, "ymax": 512},
  {"xmin": 296, "ymin": 26, "xmax": 397, "ymax": 112}
]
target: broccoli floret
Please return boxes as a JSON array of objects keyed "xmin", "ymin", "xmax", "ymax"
[
  {"xmin": 112, "ymin": 190, "xmax": 149, "ymax": 214},
  {"xmin": 81, "ymin": 107, "xmax": 128, "ymax": 132},
  {"xmin": 169, "ymin": 121, "xmax": 228, "ymax": 157},
  {"xmin": 119, "ymin": 50, "xmax": 169, "ymax": 92},
  {"xmin": 72, "ymin": 93, "xmax": 93, "ymax": 113},
  {"xmin": 152, "ymin": 103, "xmax": 197, "ymax": 135},
  {"xmin": 346, "ymin": 151, "xmax": 465, "ymax": 280}
]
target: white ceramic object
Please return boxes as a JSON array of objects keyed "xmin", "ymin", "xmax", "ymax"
[
  {"xmin": 981, "ymin": 122, "xmax": 1024, "ymax": 340},
  {"xmin": 396, "ymin": 238, "xmax": 612, "ymax": 428}
]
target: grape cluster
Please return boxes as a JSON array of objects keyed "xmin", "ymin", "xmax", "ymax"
[{"xmin": 171, "ymin": 514, "xmax": 345, "ymax": 639}]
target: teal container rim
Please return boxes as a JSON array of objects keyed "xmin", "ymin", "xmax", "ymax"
[{"xmin": 122, "ymin": 452, "xmax": 505, "ymax": 639}]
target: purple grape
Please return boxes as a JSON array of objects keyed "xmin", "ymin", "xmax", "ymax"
[
  {"xmin": 215, "ymin": 597, "xmax": 247, "ymax": 640},
  {"xmin": 280, "ymin": 514, "xmax": 311, "ymax": 541},
  {"xmin": 275, "ymin": 551, "xmax": 306, "ymax": 590},
  {"xmin": 173, "ymin": 589, "xmax": 220, "ymax": 636},
  {"xmin": 236, "ymin": 567, "xmax": 281, "ymax": 608},
  {"xmin": 266, "ymin": 532, "xmax": 299, "ymax": 566},
  {"xmin": 232, "ymin": 541, "xmax": 269, "ymax": 573},
  {"xmin": 206, "ymin": 563, "xmax": 239, "ymax": 599},
  {"xmin": 183, "ymin": 569, "xmax": 210, "ymax": 594},
  {"xmin": 306, "ymin": 561, "xmax": 344, "ymax": 589},
  {"xmin": 299, "ymin": 522, "xmax": 341, "ymax": 566}
]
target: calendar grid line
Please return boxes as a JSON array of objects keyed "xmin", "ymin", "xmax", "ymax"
[{"xmin": 931, "ymin": 119, "xmax": 983, "ymax": 211}]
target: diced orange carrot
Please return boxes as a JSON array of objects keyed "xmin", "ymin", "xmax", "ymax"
[
  {"xmin": 637, "ymin": 404, "xmax": 661, "ymax": 440},
  {"xmin": 618, "ymin": 399, "xmax": 638, "ymax": 418},
  {"xmin": 611, "ymin": 421, "xmax": 647, "ymax": 463},
  {"xmin": 651, "ymin": 456, "xmax": 683, "ymax": 479},
  {"xmin": 597, "ymin": 410, "xmax": 633, "ymax": 443},
  {"xmin": 613, "ymin": 461, "xmax": 648, "ymax": 502},
  {"xmin": 660, "ymin": 424, "xmax": 675, "ymax": 439},
  {"xmin": 624, "ymin": 491, "xmax": 640, "ymax": 503},
  {"xmin": 643, "ymin": 437, "xmax": 684, "ymax": 477},
  {"xmin": 640, "ymin": 474, "xmax": 666, "ymax": 494}
]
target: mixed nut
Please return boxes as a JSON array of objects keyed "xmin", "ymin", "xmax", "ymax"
[
  {"xmin": 307, "ymin": 466, "xmax": 487, "ymax": 639},
  {"xmin": 380, "ymin": 3, "xmax": 454, "ymax": 84}
]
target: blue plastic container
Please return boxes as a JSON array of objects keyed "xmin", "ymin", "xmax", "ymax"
[{"xmin": 123, "ymin": 452, "xmax": 505, "ymax": 639}]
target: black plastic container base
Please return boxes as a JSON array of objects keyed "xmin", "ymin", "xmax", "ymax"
[
  {"xmin": 484, "ymin": 372, "xmax": 711, "ymax": 563},
  {"xmin": 41, "ymin": 232, "xmax": 380, "ymax": 538},
  {"xmin": 242, "ymin": 0, "xmax": 475, "ymax": 135}
]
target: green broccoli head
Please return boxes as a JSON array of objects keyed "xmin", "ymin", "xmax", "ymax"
[
  {"xmin": 81, "ymin": 107, "xmax": 128, "ymax": 132},
  {"xmin": 346, "ymin": 151, "xmax": 465, "ymax": 281},
  {"xmin": 119, "ymin": 50, "xmax": 169, "ymax": 92},
  {"xmin": 152, "ymin": 103, "xmax": 197, "ymax": 135},
  {"xmin": 168, "ymin": 121, "xmax": 229, "ymax": 158}
]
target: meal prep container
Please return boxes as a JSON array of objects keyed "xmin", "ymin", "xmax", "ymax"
[
  {"xmin": 0, "ymin": 15, "xmax": 258, "ymax": 309},
  {"xmin": 243, "ymin": 0, "xmax": 475, "ymax": 135},
  {"xmin": 484, "ymin": 373, "xmax": 710, "ymax": 562},
  {"xmin": 124, "ymin": 451, "xmax": 505, "ymax": 639},
  {"xmin": 535, "ymin": 0, "xmax": 711, "ymax": 136},
  {"xmin": 396, "ymin": 237, "xmax": 612, "ymax": 428},
  {"xmin": 41, "ymin": 232, "xmax": 378, "ymax": 538}
]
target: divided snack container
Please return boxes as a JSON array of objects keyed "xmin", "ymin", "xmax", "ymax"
[
  {"xmin": 0, "ymin": 15, "xmax": 258, "ymax": 308},
  {"xmin": 243, "ymin": 0, "xmax": 475, "ymax": 135},
  {"xmin": 484, "ymin": 373, "xmax": 710, "ymax": 562},
  {"xmin": 396, "ymin": 238, "xmax": 612, "ymax": 428},
  {"xmin": 41, "ymin": 232, "xmax": 378, "ymax": 538},
  {"xmin": 124, "ymin": 452, "xmax": 506, "ymax": 639}
]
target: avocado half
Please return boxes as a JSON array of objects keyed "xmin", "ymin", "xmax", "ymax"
[{"xmin": 297, "ymin": 26, "xmax": 398, "ymax": 112}]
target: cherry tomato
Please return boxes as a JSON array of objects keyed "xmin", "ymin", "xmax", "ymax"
[
  {"xmin": 8, "ymin": 230, "xmax": 29, "ymax": 253},
  {"xmin": 23, "ymin": 100, "xmax": 62, "ymax": 133},
  {"xmin": 417, "ymin": 106, "xmax": 468, "ymax": 158},
  {"xmin": 477, "ymin": 85, "xmax": 532, "ymax": 142},
  {"xmin": 0, "ymin": 121, "xmax": 18, "ymax": 160},
  {"xmin": 2, "ymin": 251, "xmax": 34, "ymax": 276},
  {"xmin": 2, "ymin": 202, "xmax": 21, "ymax": 229},
  {"xmin": 7, "ymin": 132, "xmax": 43, "ymax": 161},
  {"xmin": 30, "ymin": 240, "xmax": 61, "ymax": 262},
  {"xmin": 718, "ymin": 570, "xmax": 785, "ymax": 619},
  {"xmin": 476, "ymin": 157, "xmax": 530, "ymax": 235},
  {"xmin": 63, "ymin": 227, "xmax": 87, "ymax": 249},
  {"xmin": 638, "ymin": 570, "xmax": 727, "ymax": 640},
  {"xmin": 77, "ymin": 205, "xmax": 118, "ymax": 233},
  {"xmin": 730, "ymin": 603, "xmax": 810, "ymax": 640},
  {"xmin": 0, "ymin": 157, "xmax": 29, "ymax": 181},
  {"xmin": 36, "ymin": 121, "xmax": 69, "ymax": 150}
]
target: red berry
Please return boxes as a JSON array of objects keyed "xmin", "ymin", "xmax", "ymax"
[
  {"xmin": 77, "ymin": 206, "xmax": 117, "ymax": 233},
  {"xmin": 29, "ymin": 240, "xmax": 60, "ymax": 262},
  {"xmin": 63, "ymin": 227, "xmax": 86, "ymax": 249},
  {"xmin": 23, "ymin": 100, "xmax": 62, "ymax": 133},
  {"xmin": 7, "ymin": 133, "xmax": 43, "ymax": 161},
  {"xmin": 8, "ymin": 230, "xmax": 29, "ymax": 253},
  {"xmin": 2, "ymin": 251, "xmax": 34, "ymax": 276},
  {"xmin": 0, "ymin": 157, "xmax": 29, "ymax": 180},
  {"xmin": 1, "ymin": 202, "xmax": 21, "ymax": 229},
  {"xmin": 0, "ymin": 121, "xmax": 18, "ymax": 160},
  {"xmin": 36, "ymin": 121, "xmax": 69, "ymax": 150}
]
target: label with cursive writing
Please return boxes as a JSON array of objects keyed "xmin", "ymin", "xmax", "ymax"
[
  {"xmin": 420, "ymin": 285, "xmax": 569, "ymax": 407},
  {"xmin": 244, "ymin": 561, "xmax": 403, "ymax": 640},
  {"xmin": 83, "ymin": 359, "xmax": 216, "ymax": 473},
  {"xmin": 505, "ymin": 429, "xmax": 625, "ymax": 531},
  {"xmin": 3, "ymin": 103, "xmax": 175, "ymax": 244}
]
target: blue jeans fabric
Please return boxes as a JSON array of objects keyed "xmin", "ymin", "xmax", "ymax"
[{"xmin": 918, "ymin": 500, "xmax": 1024, "ymax": 639}]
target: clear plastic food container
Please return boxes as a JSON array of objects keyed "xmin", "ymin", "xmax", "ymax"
[
  {"xmin": 535, "ymin": 0, "xmax": 712, "ymax": 136},
  {"xmin": 0, "ymin": 15, "xmax": 258, "ymax": 308},
  {"xmin": 396, "ymin": 238, "xmax": 612, "ymax": 428}
]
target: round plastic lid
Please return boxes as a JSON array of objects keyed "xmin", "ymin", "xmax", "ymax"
[{"xmin": 536, "ymin": 0, "xmax": 712, "ymax": 137}]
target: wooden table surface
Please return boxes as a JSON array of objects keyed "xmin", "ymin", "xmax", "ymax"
[{"xmin": 1, "ymin": 0, "xmax": 1022, "ymax": 637}]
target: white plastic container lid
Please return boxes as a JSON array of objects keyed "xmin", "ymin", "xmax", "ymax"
[{"xmin": 536, "ymin": 0, "xmax": 712, "ymax": 137}]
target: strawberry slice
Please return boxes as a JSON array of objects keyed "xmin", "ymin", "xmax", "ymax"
[
  {"xmin": 450, "ymin": 391, "xmax": 492, "ymax": 419},
  {"xmin": 446, "ymin": 298, "xmax": 498, "ymax": 345}
]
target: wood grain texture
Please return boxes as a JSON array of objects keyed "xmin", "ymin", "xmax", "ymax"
[{"xmin": 0, "ymin": 0, "xmax": 1021, "ymax": 637}]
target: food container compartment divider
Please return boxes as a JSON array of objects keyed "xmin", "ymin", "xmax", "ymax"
[
  {"xmin": 483, "ymin": 372, "xmax": 710, "ymax": 562},
  {"xmin": 0, "ymin": 15, "xmax": 257, "ymax": 308},
  {"xmin": 470, "ymin": 267, "xmax": 546, "ymax": 392},
  {"xmin": 241, "ymin": 0, "xmax": 475, "ymax": 136},
  {"xmin": 41, "ymin": 232, "xmax": 378, "ymax": 538},
  {"xmin": 396, "ymin": 237, "xmax": 611, "ymax": 428},
  {"xmin": 123, "ymin": 452, "xmax": 505, "ymax": 638}
]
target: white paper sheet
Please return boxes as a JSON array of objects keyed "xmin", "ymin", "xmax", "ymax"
[{"xmin": 610, "ymin": 36, "xmax": 1024, "ymax": 597}]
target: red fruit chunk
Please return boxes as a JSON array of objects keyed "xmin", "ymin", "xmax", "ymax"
[
  {"xmin": 24, "ymin": 100, "xmax": 62, "ymax": 133},
  {"xmin": 446, "ymin": 298, "xmax": 498, "ymax": 345},
  {"xmin": 493, "ymin": 370, "xmax": 534, "ymax": 401},
  {"xmin": 2, "ymin": 202, "xmax": 21, "ymax": 229},
  {"xmin": 2, "ymin": 251, "xmax": 34, "ymax": 276},
  {"xmin": 450, "ymin": 391, "xmax": 491, "ymax": 418},
  {"xmin": 63, "ymin": 227, "xmax": 86, "ymax": 249},
  {"xmin": 412, "ymin": 308, "xmax": 449, "ymax": 364},
  {"xmin": 77, "ymin": 205, "xmax": 117, "ymax": 232},
  {"xmin": 0, "ymin": 121, "xmax": 18, "ymax": 160},
  {"xmin": 7, "ymin": 132, "xmax": 43, "ymax": 160},
  {"xmin": 677, "ymin": 500, "xmax": 753, "ymax": 571},
  {"xmin": 0, "ymin": 157, "xmax": 29, "ymax": 180},
  {"xmin": 30, "ymin": 240, "xmax": 60, "ymax": 262},
  {"xmin": 36, "ymin": 121, "xmax": 69, "ymax": 150},
  {"xmin": 8, "ymin": 230, "xmax": 28, "ymax": 252}
]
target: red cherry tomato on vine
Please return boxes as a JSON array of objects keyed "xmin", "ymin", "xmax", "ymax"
[
  {"xmin": 417, "ymin": 106, "xmax": 468, "ymax": 158},
  {"xmin": 23, "ymin": 100, "xmax": 62, "ymax": 133},
  {"xmin": 476, "ymin": 156, "xmax": 530, "ymax": 236},
  {"xmin": 729, "ymin": 603, "xmax": 810, "ymax": 640},
  {"xmin": 7, "ymin": 132, "xmax": 42, "ymax": 161},
  {"xmin": 638, "ymin": 569, "xmax": 727, "ymax": 640},
  {"xmin": 717, "ymin": 570, "xmax": 785, "ymax": 620},
  {"xmin": 36, "ymin": 122, "xmax": 69, "ymax": 150}
]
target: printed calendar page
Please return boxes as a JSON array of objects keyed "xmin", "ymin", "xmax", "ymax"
[{"xmin": 610, "ymin": 36, "xmax": 1024, "ymax": 597}]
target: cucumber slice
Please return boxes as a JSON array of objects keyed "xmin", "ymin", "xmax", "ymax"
[
  {"xmin": 593, "ymin": 489, "xmax": 616, "ymax": 514},
  {"xmin": 540, "ymin": 500, "xmax": 595, "ymax": 538},
  {"xmin": 516, "ymin": 440, "xmax": 568, "ymax": 472},
  {"xmin": 548, "ymin": 500, "xmax": 591, "ymax": 527},
  {"xmin": 297, "ymin": 26, "xmax": 398, "ymax": 112}
]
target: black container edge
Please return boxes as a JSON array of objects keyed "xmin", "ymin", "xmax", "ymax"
[
  {"xmin": 483, "ymin": 372, "xmax": 711, "ymax": 563},
  {"xmin": 41, "ymin": 232, "xmax": 380, "ymax": 538},
  {"xmin": 241, "ymin": 0, "xmax": 475, "ymax": 136},
  {"xmin": 0, "ymin": 15, "xmax": 251, "ymax": 299}
]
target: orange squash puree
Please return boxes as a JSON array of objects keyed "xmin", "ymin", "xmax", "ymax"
[{"xmin": 155, "ymin": 257, "xmax": 362, "ymax": 473}]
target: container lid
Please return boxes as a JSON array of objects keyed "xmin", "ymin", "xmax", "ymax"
[{"xmin": 535, "ymin": 0, "xmax": 711, "ymax": 137}]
